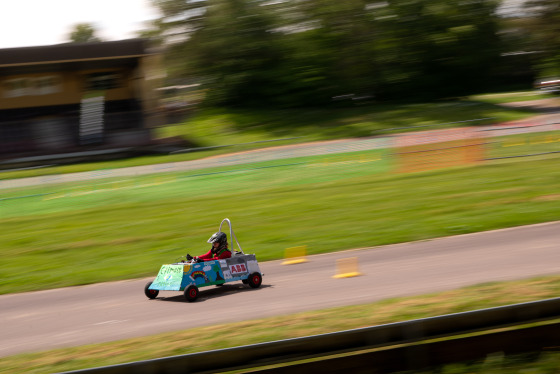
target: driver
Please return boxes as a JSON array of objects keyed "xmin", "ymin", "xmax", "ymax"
[{"xmin": 187, "ymin": 231, "xmax": 232, "ymax": 262}]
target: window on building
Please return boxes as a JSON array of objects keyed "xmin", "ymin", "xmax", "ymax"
[
  {"xmin": 3, "ymin": 78, "xmax": 31, "ymax": 98},
  {"xmin": 3, "ymin": 76, "xmax": 61, "ymax": 97},
  {"xmin": 34, "ymin": 76, "xmax": 61, "ymax": 95},
  {"xmin": 85, "ymin": 72, "xmax": 121, "ymax": 91}
]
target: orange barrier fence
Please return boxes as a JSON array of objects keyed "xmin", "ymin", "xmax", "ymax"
[{"xmin": 394, "ymin": 128, "xmax": 485, "ymax": 173}]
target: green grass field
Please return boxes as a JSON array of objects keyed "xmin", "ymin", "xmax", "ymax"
[{"xmin": 486, "ymin": 130, "xmax": 560, "ymax": 159}]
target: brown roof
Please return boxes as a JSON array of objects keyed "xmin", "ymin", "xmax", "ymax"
[{"xmin": 0, "ymin": 39, "xmax": 152, "ymax": 67}]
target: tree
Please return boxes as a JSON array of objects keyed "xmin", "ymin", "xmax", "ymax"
[
  {"xmin": 153, "ymin": 0, "xmax": 285, "ymax": 106},
  {"xmin": 69, "ymin": 23, "xmax": 102, "ymax": 43},
  {"xmin": 150, "ymin": 0, "xmax": 506, "ymax": 107},
  {"xmin": 285, "ymin": 0, "xmax": 380, "ymax": 101},
  {"xmin": 522, "ymin": 0, "xmax": 560, "ymax": 77},
  {"xmin": 279, "ymin": 0, "xmax": 503, "ymax": 100},
  {"xmin": 381, "ymin": 0, "xmax": 504, "ymax": 98}
]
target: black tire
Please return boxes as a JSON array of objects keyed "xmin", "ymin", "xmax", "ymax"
[
  {"xmin": 184, "ymin": 285, "xmax": 199, "ymax": 302},
  {"xmin": 248, "ymin": 272, "xmax": 262, "ymax": 288},
  {"xmin": 242, "ymin": 279, "xmax": 249, "ymax": 284},
  {"xmin": 144, "ymin": 282, "xmax": 159, "ymax": 299}
]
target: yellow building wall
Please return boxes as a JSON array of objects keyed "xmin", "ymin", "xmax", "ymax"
[{"xmin": 0, "ymin": 68, "xmax": 137, "ymax": 110}]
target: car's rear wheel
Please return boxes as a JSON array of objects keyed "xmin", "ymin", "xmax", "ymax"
[
  {"xmin": 184, "ymin": 285, "xmax": 199, "ymax": 302},
  {"xmin": 248, "ymin": 272, "xmax": 262, "ymax": 288},
  {"xmin": 144, "ymin": 282, "xmax": 159, "ymax": 299}
]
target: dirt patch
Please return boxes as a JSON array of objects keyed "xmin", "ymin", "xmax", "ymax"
[{"xmin": 533, "ymin": 194, "xmax": 560, "ymax": 202}]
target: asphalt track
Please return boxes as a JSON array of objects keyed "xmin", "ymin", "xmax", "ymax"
[{"xmin": 1, "ymin": 221, "xmax": 559, "ymax": 358}]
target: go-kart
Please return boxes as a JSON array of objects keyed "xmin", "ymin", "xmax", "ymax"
[{"xmin": 144, "ymin": 218, "xmax": 263, "ymax": 302}]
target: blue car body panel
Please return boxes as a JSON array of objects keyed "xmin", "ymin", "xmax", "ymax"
[{"xmin": 150, "ymin": 254, "xmax": 260, "ymax": 291}]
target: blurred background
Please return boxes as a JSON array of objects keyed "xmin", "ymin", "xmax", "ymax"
[
  {"xmin": 1, "ymin": 0, "xmax": 559, "ymax": 164},
  {"xmin": 1, "ymin": 0, "xmax": 560, "ymax": 372},
  {"xmin": 148, "ymin": 0, "xmax": 556, "ymax": 106}
]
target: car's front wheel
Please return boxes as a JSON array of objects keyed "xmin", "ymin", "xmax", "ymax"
[
  {"xmin": 184, "ymin": 285, "xmax": 199, "ymax": 302},
  {"xmin": 144, "ymin": 282, "xmax": 159, "ymax": 299}
]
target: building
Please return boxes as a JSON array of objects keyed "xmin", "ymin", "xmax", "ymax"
[{"xmin": 0, "ymin": 39, "xmax": 163, "ymax": 166}]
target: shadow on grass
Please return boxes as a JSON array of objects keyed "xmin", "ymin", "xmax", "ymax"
[{"xmin": 211, "ymin": 99, "xmax": 538, "ymax": 140}]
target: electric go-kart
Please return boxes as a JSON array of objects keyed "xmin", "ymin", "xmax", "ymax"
[{"xmin": 144, "ymin": 219, "xmax": 263, "ymax": 302}]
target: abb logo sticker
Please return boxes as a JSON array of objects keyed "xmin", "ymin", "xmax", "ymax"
[{"xmin": 229, "ymin": 263, "xmax": 247, "ymax": 275}]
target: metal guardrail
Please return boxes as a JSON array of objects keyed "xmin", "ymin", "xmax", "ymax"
[
  {"xmin": 59, "ymin": 297, "xmax": 560, "ymax": 374},
  {"xmin": 257, "ymin": 321, "xmax": 560, "ymax": 374}
]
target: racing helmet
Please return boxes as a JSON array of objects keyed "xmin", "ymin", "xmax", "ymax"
[{"xmin": 207, "ymin": 231, "xmax": 227, "ymax": 245}]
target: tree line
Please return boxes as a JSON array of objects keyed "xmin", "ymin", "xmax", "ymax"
[{"xmin": 74, "ymin": 0, "xmax": 560, "ymax": 108}]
